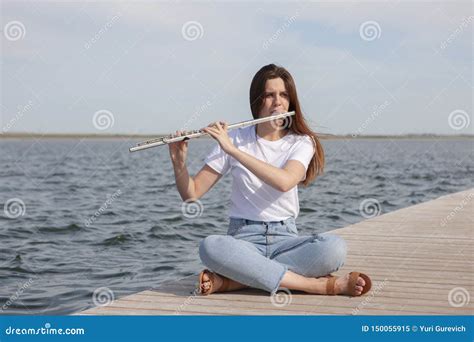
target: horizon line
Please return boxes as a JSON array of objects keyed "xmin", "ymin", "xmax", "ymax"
[{"xmin": 1, "ymin": 132, "xmax": 473, "ymax": 139}]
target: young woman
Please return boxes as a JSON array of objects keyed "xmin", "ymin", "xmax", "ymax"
[{"xmin": 168, "ymin": 64, "xmax": 371, "ymax": 297}]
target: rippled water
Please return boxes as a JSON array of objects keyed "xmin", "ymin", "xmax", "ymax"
[{"xmin": 1, "ymin": 138, "xmax": 472, "ymax": 315}]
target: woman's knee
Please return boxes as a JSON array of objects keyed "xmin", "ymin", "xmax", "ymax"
[
  {"xmin": 321, "ymin": 233, "xmax": 347, "ymax": 271},
  {"xmin": 301, "ymin": 233, "xmax": 346, "ymax": 276},
  {"xmin": 199, "ymin": 235, "xmax": 230, "ymax": 268},
  {"xmin": 288, "ymin": 234, "xmax": 347, "ymax": 277}
]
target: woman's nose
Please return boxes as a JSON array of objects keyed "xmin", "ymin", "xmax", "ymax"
[{"xmin": 274, "ymin": 95, "xmax": 282, "ymax": 105}]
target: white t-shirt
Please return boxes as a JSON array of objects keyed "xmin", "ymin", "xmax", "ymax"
[{"xmin": 204, "ymin": 125, "xmax": 315, "ymax": 221}]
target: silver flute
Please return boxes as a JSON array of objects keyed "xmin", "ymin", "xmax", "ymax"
[{"xmin": 129, "ymin": 111, "xmax": 295, "ymax": 152}]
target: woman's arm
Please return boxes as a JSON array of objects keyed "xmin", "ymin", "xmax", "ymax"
[
  {"xmin": 228, "ymin": 149, "xmax": 305, "ymax": 192},
  {"xmin": 172, "ymin": 162, "xmax": 222, "ymax": 201},
  {"xmin": 169, "ymin": 131, "xmax": 223, "ymax": 201},
  {"xmin": 202, "ymin": 122, "xmax": 308, "ymax": 192}
]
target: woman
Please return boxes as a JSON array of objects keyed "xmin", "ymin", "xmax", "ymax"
[{"xmin": 169, "ymin": 64, "xmax": 371, "ymax": 297}]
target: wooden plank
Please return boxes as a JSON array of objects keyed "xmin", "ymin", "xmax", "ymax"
[
  {"xmin": 79, "ymin": 293, "xmax": 472, "ymax": 315},
  {"xmin": 77, "ymin": 188, "xmax": 474, "ymax": 316},
  {"xmin": 80, "ymin": 298, "xmax": 469, "ymax": 316},
  {"xmin": 125, "ymin": 291, "xmax": 471, "ymax": 312}
]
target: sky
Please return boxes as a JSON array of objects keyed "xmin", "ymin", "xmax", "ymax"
[{"xmin": 1, "ymin": 0, "xmax": 473, "ymax": 136}]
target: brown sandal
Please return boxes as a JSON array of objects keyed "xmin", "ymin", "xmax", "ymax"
[
  {"xmin": 325, "ymin": 272, "xmax": 372, "ymax": 296},
  {"xmin": 198, "ymin": 269, "xmax": 242, "ymax": 295}
]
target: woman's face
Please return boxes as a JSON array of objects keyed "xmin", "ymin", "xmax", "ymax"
[{"xmin": 259, "ymin": 77, "xmax": 290, "ymax": 118}]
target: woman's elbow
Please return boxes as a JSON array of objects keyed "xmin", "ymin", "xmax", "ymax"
[
  {"xmin": 276, "ymin": 180, "xmax": 297, "ymax": 192},
  {"xmin": 181, "ymin": 195, "xmax": 202, "ymax": 203},
  {"xmin": 274, "ymin": 169, "xmax": 303, "ymax": 192},
  {"xmin": 179, "ymin": 189, "xmax": 200, "ymax": 202}
]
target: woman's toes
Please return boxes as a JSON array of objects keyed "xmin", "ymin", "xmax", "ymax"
[
  {"xmin": 355, "ymin": 285, "xmax": 364, "ymax": 292},
  {"xmin": 357, "ymin": 277, "xmax": 366, "ymax": 287},
  {"xmin": 200, "ymin": 272, "xmax": 211, "ymax": 292}
]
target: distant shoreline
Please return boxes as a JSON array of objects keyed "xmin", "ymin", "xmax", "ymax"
[{"xmin": 0, "ymin": 133, "xmax": 472, "ymax": 140}]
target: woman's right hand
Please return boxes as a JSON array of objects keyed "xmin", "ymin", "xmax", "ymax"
[{"xmin": 168, "ymin": 130, "xmax": 188, "ymax": 165}]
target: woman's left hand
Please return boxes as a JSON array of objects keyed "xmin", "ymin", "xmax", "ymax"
[{"xmin": 202, "ymin": 121, "xmax": 236, "ymax": 155}]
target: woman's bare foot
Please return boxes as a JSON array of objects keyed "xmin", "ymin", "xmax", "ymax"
[
  {"xmin": 200, "ymin": 271, "xmax": 223, "ymax": 294},
  {"xmin": 280, "ymin": 270, "xmax": 369, "ymax": 296},
  {"xmin": 199, "ymin": 270, "xmax": 248, "ymax": 295},
  {"xmin": 331, "ymin": 273, "xmax": 366, "ymax": 296}
]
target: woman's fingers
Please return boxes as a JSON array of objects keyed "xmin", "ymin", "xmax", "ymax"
[
  {"xmin": 213, "ymin": 122, "xmax": 222, "ymax": 133},
  {"xmin": 214, "ymin": 121, "xmax": 228, "ymax": 132},
  {"xmin": 170, "ymin": 130, "xmax": 188, "ymax": 147},
  {"xmin": 203, "ymin": 127, "xmax": 218, "ymax": 135},
  {"xmin": 206, "ymin": 121, "xmax": 225, "ymax": 129},
  {"xmin": 203, "ymin": 121, "xmax": 228, "ymax": 136}
]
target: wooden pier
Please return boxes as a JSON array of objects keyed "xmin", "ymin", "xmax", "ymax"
[{"xmin": 78, "ymin": 188, "xmax": 473, "ymax": 315}]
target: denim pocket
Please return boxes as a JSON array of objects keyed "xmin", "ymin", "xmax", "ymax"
[{"xmin": 285, "ymin": 222, "xmax": 298, "ymax": 235}]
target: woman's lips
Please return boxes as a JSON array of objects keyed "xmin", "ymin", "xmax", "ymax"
[{"xmin": 271, "ymin": 110, "xmax": 285, "ymax": 115}]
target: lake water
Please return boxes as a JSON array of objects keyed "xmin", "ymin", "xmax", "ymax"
[{"xmin": 0, "ymin": 137, "xmax": 472, "ymax": 314}]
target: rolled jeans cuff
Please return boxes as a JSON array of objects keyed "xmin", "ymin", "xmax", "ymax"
[{"xmin": 270, "ymin": 264, "xmax": 288, "ymax": 296}]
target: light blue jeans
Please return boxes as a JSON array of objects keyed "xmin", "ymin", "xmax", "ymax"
[{"xmin": 199, "ymin": 217, "xmax": 347, "ymax": 295}]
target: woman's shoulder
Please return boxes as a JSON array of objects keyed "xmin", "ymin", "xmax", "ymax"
[{"xmin": 288, "ymin": 132, "xmax": 313, "ymax": 145}]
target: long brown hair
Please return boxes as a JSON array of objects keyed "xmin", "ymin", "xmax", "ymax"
[{"xmin": 249, "ymin": 64, "xmax": 324, "ymax": 186}]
